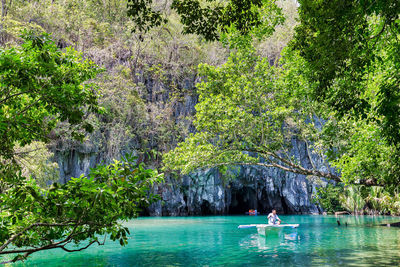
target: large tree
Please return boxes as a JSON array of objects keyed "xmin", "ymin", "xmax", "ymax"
[
  {"xmin": 292, "ymin": 0, "xmax": 400, "ymax": 190},
  {"xmin": 0, "ymin": 30, "xmax": 99, "ymax": 163},
  {"xmin": 0, "ymin": 155, "xmax": 162, "ymax": 264},
  {"xmin": 293, "ymin": 0, "xmax": 400, "ymax": 145},
  {"xmin": 163, "ymin": 46, "xmax": 343, "ymax": 182},
  {"xmin": 0, "ymin": 31, "xmax": 163, "ymax": 263},
  {"xmin": 163, "ymin": 39, "xmax": 400, "ymax": 189}
]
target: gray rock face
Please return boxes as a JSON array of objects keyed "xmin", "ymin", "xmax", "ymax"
[
  {"xmin": 57, "ymin": 150, "xmax": 98, "ymax": 184},
  {"xmin": 54, "ymin": 138, "xmax": 323, "ymax": 216},
  {"xmin": 146, "ymin": 138, "xmax": 323, "ymax": 216},
  {"xmin": 54, "ymin": 72, "xmax": 327, "ymax": 216}
]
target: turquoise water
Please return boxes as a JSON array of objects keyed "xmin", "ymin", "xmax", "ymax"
[{"xmin": 11, "ymin": 215, "xmax": 400, "ymax": 266}]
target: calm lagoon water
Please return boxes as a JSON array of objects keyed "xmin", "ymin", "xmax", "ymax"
[{"xmin": 12, "ymin": 215, "xmax": 400, "ymax": 266}]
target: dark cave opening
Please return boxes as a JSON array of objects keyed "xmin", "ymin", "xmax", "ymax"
[
  {"xmin": 201, "ymin": 200, "xmax": 213, "ymax": 215},
  {"xmin": 139, "ymin": 205, "xmax": 150, "ymax": 216},
  {"xmin": 183, "ymin": 194, "xmax": 189, "ymax": 215},
  {"xmin": 229, "ymin": 187, "xmax": 258, "ymax": 214},
  {"xmin": 228, "ymin": 186, "xmax": 294, "ymax": 215},
  {"xmin": 281, "ymin": 196, "xmax": 289, "ymax": 214}
]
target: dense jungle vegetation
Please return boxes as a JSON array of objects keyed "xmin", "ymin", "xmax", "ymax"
[{"xmin": 0, "ymin": 0, "xmax": 399, "ymax": 263}]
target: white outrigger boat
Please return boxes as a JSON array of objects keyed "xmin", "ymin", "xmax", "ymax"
[{"xmin": 238, "ymin": 224, "xmax": 299, "ymax": 236}]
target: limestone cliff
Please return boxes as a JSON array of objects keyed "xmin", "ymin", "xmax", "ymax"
[
  {"xmin": 148, "ymin": 137, "xmax": 324, "ymax": 216},
  {"xmin": 53, "ymin": 66, "xmax": 326, "ymax": 216}
]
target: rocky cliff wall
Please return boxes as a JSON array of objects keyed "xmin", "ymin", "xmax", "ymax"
[
  {"xmin": 54, "ymin": 73, "xmax": 326, "ymax": 215},
  {"xmin": 54, "ymin": 132, "xmax": 325, "ymax": 216},
  {"xmin": 55, "ymin": 144, "xmax": 322, "ymax": 215},
  {"xmin": 147, "ymin": 136, "xmax": 324, "ymax": 216}
]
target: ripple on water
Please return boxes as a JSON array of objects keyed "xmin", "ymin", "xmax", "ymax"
[{"xmin": 11, "ymin": 215, "xmax": 400, "ymax": 267}]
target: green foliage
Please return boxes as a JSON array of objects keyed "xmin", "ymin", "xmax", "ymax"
[
  {"xmin": 127, "ymin": 0, "xmax": 167, "ymax": 34},
  {"xmin": 128, "ymin": 0, "xmax": 284, "ymax": 41},
  {"xmin": 364, "ymin": 186, "xmax": 400, "ymax": 215},
  {"xmin": 0, "ymin": 28, "xmax": 164, "ymax": 262},
  {"xmin": 0, "ymin": 30, "xmax": 101, "ymax": 161},
  {"xmin": 291, "ymin": 0, "xmax": 400, "ymax": 192},
  {"xmin": 6, "ymin": 0, "xmax": 127, "ymax": 49},
  {"xmin": 293, "ymin": 0, "xmax": 400, "ymax": 145},
  {"xmin": 314, "ymin": 184, "xmax": 400, "ymax": 215},
  {"xmin": 339, "ymin": 186, "xmax": 367, "ymax": 215},
  {"xmin": 329, "ymin": 118, "xmax": 400, "ymax": 187},
  {"xmin": 312, "ymin": 184, "xmax": 345, "ymax": 214},
  {"xmin": 0, "ymin": 154, "xmax": 163, "ymax": 263},
  {"xmin": 14, "ymin": 141, "xmax": 59, "ymax": 188},
  {"xmin": 163, "ymin": 45, "xmax": 337, "ymax": 181},
  {"xmin": 3, "ymin": 0, "xmax": 212, "ymax": 167},
  {"xmin": 162, "ymin": 10, "xmax": 400, "ymax": 204}
]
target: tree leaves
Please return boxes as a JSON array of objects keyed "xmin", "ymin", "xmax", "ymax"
[
  {"xmin": 0, "ymin": 156, "xmax": 163, "ymax": 263},
  {"xmin": 0, "ymin": 30, "xmax": 101, "ymax": 163},
  {"xmin": 127, "ymin": 0, "xmax": 284, "ymax": 42},
  {"xmin": 163, "ymin": 46, "xmax": 337, "ymax": 181},
  {"xmin": 0, "ymin": 30, "xmax": 164, "ymax": 263},
  {"xmin": 293, "ymin": 0, "xmax": 400, "ymax": 145}
]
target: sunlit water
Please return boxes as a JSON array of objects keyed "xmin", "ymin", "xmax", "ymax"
[{"xmin": 10, "ymin": 216, "xmax": 400, "ymax": 266}]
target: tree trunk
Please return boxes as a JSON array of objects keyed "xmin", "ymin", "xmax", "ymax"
[{"xmin": 0, "ymin": 0, "xmax": 7, "ymax": 45}]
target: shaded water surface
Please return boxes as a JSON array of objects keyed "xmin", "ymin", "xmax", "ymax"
[{"xmin": 13, "ymin": 216, "xmax": 400, "ymax": 266}]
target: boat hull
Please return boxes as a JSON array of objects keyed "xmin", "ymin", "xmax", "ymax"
[
  {"xmin": 238, "ymin": 224, "xmax": 299, "ymax": 236},
  {"xmin": 256, "ymin": 224, "xmax": 299, "ymax": 236}
]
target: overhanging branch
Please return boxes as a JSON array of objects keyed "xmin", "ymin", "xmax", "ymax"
[{"xmin": 193, "ymin": 146, "xmax": 367, "ymax": 184}]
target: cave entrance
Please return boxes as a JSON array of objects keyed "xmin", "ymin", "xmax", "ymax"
[
  {"xmin": 201, "ymin": 200, "xmax": 213, "ymax": 215},
  {"xmin": 245, "ymin": 190, "xmax": 292, "ymax": 215},
  {"xmin": 280, "ymin": 196, "xmax": 290, "ymax": 214},
  {"xmin": 229, "ymin": 187, "xmax": 257, "ymax": 214}
]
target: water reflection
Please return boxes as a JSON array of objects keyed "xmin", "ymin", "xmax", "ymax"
[
  {"xmin": 237, "ymin": 216, "xmax": 400, "ymax": 266},
  {"xmin": 12, "ymin": 215, "xmax": 400, "ymax": 267},
  {"xmin": 238, "ymin": 228, "xmax": 300, "ymax": 251}
]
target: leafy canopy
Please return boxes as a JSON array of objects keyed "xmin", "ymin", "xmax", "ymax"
[
  {"xmin": 312, "ymin": 184, "xmax": 345, "ymax": 214},
  {"xmin": 163, "ymin": 45, "xmax": 338, "ymax": 181},
  {"xmin": 293, "ymin": 0, "xmax": 400, "ymax": 145},
  {"xmin": 292, "ymin": 0, "xmax": 400, "ymax": 189},
  {"xmin": 0, "ymin": 31, "xmax": 163, "ymax": 263},
  {"xmin": 0, "ymin": 155, "xmax": 163, "ymax": 263},
  {"xmin": 127, "ymin": 0, "xmax": 284, "ymax": 41},
  {"xmin": 0, "ymin": 30, "xmax": 100, "ymax": 161},
  {"xmin": 163, "ymin": 34, "xmax": 399, "ymax": 189}
]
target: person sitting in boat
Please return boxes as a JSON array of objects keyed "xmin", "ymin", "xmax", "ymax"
[{"xmin": 267, "ymin": 209, "xmax": 281, "ymax": 225}]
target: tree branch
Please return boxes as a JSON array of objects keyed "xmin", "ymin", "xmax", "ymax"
[
  {"xmin": 0, "ymin": 221, "xmax": 109, "ymax": 254},
  {"xmin": 196, "ymin": 147, "xmax": 346, "ymax": 183},
  {"xmin": 0, "ymin": 92, "xmax": 25, "ymax": 105},
  {"xmin": 60, "ymin": 240, "xmax": 101, "ymax": 252},
  {"xmin": 0, "ymin": 224, "xmax": 36, "ymax": 251}
]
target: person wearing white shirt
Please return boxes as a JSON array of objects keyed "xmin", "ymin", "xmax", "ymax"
[{"xmin": 267, "ymin": 209, "xmax": 281, "ymax": 225}]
